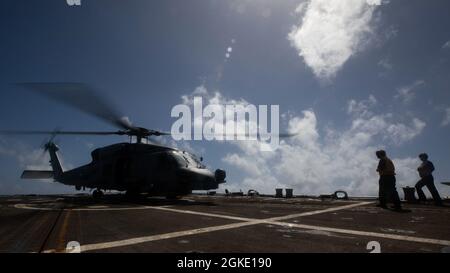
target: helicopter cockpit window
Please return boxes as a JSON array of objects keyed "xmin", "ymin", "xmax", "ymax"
[
  {"xmin": 172, "ymin": 153, "xmax": 188, "ymax": 167},
  {"xmin": 185, "ymin": 154, "xmax": 199, "ymax": 168},
  {"xmin": 174, "ymin": 152, "xmax": 205, "ymax": 169}
]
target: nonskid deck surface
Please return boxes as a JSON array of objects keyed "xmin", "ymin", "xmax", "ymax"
[{"xmin": 0, "ymin": 194, "xmax": 449, "ymax": 253}]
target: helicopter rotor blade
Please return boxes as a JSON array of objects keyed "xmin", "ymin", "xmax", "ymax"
[
  {"xmin": 16, "ymin": 82, "xmax": 135, "ymax": 131},
  {"xmin": 275, "ymin": 133, "xmax": 298, "ymax": 138},
  {"xmin": 0, "ymin": 130, "xmax": 122, "ymax": 136},
  {"xmin": 150, "ymin": 131, "xmax": 171, "ymax": 136},
  {"xmin": 194, "ymin": 132, "xmax": 298, "ymax": 139},
  {"xmin": 1, "ymin": 130, "xmax": 295, "ymax": 141}
]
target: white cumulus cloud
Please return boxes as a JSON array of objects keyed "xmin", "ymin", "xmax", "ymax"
[
  {"xmin": 348, "ymin": 95, "xmax": 377, "ymax": 118},
  {"xmin": 180, "ymin": 87, "xmax": 425, "ymax": 196},
  {"xmin": 0, "ymin": 138, "xmax": 73, "ymax": 171},
  {"xmin": 288, "ymin": 0, "xmax": 384, "ymax": 80}
]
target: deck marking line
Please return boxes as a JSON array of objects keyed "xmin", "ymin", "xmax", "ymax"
[
  {"xmin": 43, "ymin": 220, "xmax": 266, "ymax": 253},
  {"xmin": 43, "ymin": 201, "xmax": 370, "ymax": 252},
  {"xmin": 14, "ymin": 204, "xmax": 158, "ymax": 211},
  {"xmin": 267, "ymin": 201, "xmax": 374, "ymax": 221},
  {"xmin": 268, "ymin": 222, "xmax": 450, "ymax": 246},
  {"xmin": 43, "ymin": 201, "xmax": 450, "ymax": 252},
  {"xmin": 148, "ymin": 206, "xmax": 258, "ymax": 222}
]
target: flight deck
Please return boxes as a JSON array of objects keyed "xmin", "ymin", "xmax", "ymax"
[{"xmin": 0, "ymin": 194, "xmax": 449, "ymax": 253}]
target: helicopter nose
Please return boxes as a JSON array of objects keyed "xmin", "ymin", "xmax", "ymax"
[
  {"xmin": 214, "ymin": 169, "xmax": 226, "ymax": 184},
  {"xmin": 178, "ymin": 169, "xmax": 223, "ymax": 190},
  {"xmin": 199, "ymin": 170, "xmax": 216, "ymax": 185}
]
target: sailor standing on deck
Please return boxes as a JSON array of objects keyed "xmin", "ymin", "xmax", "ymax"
[
  {"xmin": 415, "ymin": 153, "xmax": 443, "ymax": 206},
  {"xmin": 376, "ymin": 150, "xmax": 402, "ymax": 210}
]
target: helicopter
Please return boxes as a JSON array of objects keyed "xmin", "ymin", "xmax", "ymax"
[{"xmin": 1, "ymin": 83, "xmax": 226, "ymax": 199}]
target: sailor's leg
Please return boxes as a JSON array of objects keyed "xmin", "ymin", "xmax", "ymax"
[
  {"xmin": 415, "ymin": 179, "xmax": 427, "ymax": 202},
  {"xmin": 425, "ymin": 176, "xmax": 443, "ymax": 205}
]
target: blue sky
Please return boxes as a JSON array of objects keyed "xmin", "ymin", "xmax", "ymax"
[{"xmin": 0, "ymin": 0, "xmax": 449, "ymax": 197}]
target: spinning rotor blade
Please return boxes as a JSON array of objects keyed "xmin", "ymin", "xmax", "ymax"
[
  {"xmin": 16, "ymin": 82, "xmax": 135, "ymax": 131},
  {"xmin": 150, "ymin": 131, "xmax": 171, "ymax": 136},
  {"xmin": 199, "ymin": 132, "xmax": 298, "ymax": 138},
  {"xmin": 9, "ymin": 82, "xmax": 293, "ymax": 142},
  {"xmin": 0, "ymin": 130, "xmax": 121, "ymax": 136},
  {"xmin": 271, "ymin": 133, "xmax": 297, "ymax": 138}
]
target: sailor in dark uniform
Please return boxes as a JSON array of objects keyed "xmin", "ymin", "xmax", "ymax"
[
  {"xmin": 376, "ymin": 150, "xmax": 402, "ymax": 210},
  {"xmin": 415, "ymin": 153, "xmax": 443, "ymax": 206}
]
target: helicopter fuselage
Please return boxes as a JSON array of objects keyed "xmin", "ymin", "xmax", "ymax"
[{"xmin": 43, "ymin": 142, "xmax": 226, "ymax": 196}]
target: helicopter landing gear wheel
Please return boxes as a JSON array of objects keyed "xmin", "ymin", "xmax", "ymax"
[{"xmin": 92, "ymin": 189, "xmax": 104, "ymax": 199}]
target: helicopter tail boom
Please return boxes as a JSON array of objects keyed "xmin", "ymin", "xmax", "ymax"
[{"xmin": 45, "ymin": 142, "xmax": 64, "ymax": 180}]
